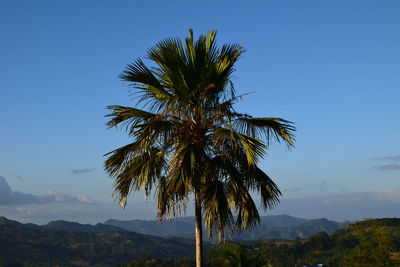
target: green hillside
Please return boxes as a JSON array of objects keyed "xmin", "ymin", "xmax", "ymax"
[
  {"xmin": 122, "ymin": 218, "xmax": 400, "ymax": 267},
  {"xmin": 0, "ymin": 217, "xmax": 195, "ymax": 267},
  {"xmin": 0, "ymin": 217, "xmax": 397, "ymax": 266}
]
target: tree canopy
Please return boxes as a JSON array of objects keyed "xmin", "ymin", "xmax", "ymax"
[{"xmin": 104, "ymin": 29, "xmax": 295, "ymax": 266}]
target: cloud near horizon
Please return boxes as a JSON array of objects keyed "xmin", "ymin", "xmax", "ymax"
[
  {"xmin": 0, "ymin": 176, "xmax": 95, "ymax": 206},
  {"xmin": 283, "ymin": 180, "xmax": 350, "ymax": 195},
  {"xmin": 0, "ymin": 189, "xmax": 399, "ymax": 224},
  {"xmin": 0, "ymin": 176, "xmax": 399, "ymax": 224},
  {"xmin": 71, "ymin": 168, "xmax": 97, "ymax": 174},
  {"xmin": 374, "ymin": 155, "xmax": 400, "ymax": 161},
  {"xmin": 4, "ymin": 174, "xmax": 23, "ymax": 180},
  {"xmin": 374, "ymin": 164, "xmax": 400, "ymax": 171}
]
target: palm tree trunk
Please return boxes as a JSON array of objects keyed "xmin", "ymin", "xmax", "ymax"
[{"xmin": 195, "ymin": 192, "xmax": 203, "ymax": 267}]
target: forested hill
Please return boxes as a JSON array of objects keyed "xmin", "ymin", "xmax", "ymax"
[
  {"xmin": 0, "ymin": 214, "xmax": 346, "ymax": 241},
  {"xmin": 105, "ymin": 215, "xmax": 347, "ymax": 241},
  {"xmin": 0, "ymin": 217, "xmax": 398, "ymax": 266},
  {"xmin": 0, "ymin": 217, "xmax": 195, "ymax": 267},
  {"xmin": 121, "ymin": 218, "xmax": 400, "ymax": 267},
  {"xmin": 0, "ymin": 216, "xmax": 127, "ymax": 232}
]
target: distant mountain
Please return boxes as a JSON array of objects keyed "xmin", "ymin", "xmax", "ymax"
[
  {"xmin": 0, "ymin": 215, "xmax": 348, "ymax": 266},
  {"xmin": 122, "ymin": 218, "xmax": 400, "ymax": 267},
  {"xmin": 44, "ymin": 220, "xmax": 127, "ymax": 232},
  {"xmin": 234, "ymin": 218, "xmax": 347, "ymax": 241},
  {"xmin": 105, "ymin": 217, "xmax": 196, "ymax": 239},
  {"xmin": 0, "ymin": 216, "xmax": 127, "ymax": 233},
  {"xmin": 0, "ymin": 216, "xmax": 41, "ymax": 229},
  {"xmin": 105, "ymin": 215, "xmax": 348, "ymax": 241},
  {"xmin": 0, "ymin": 216, "xmax": 195, "ymax": 267},
  {"xmin": 260, "ymin": 214, "xmax": 307, "ymax": 227}
]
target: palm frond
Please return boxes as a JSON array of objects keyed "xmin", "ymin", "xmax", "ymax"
[
  {"xmin": 104, "ymin": 141, "xmax": 140, "ymax": 176},
  {"xmin": 226, "ymin": 171, "xmax": 260, "ymax": 231},
  {"xmin": 156, "ymin": 176, "xmax": 189, "ymax": 220},
  {"xmin": 214, "ymin": 128, "xmax": 267, "ymax": 164},
  {"xmin": 235, "ymin": 117, "xmax": 296, "ymax": 147},
  {"xmin": 201, "ymin": 178, "xmax": 233, "ymax": 239},
  {"xmin": 119, "ymin": 58, "xmax": 173, "ymax": 105},
  {"xmin": 105, "ymin": 105, "xmax": 156, "ymax": 130},
  {"xmin": 110, "ymin": 148, "xmax": 166, "ymax": 207},
  {"xmin": 246, "ymin": 165, "xmax": 281, "ymax": 210},
  {"xmin": 167, "ymin": 144, "xmax": 202, "ymax": 199}
]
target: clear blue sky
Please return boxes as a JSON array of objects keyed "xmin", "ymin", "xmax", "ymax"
[{"xmin": 0, "ymin": 0, "xmax": 399, "ymax": 223}]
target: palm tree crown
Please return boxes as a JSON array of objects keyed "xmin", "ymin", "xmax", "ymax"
[{"xmin": 104, "ymin": 29, "xmax": 295, "ymax": 265}]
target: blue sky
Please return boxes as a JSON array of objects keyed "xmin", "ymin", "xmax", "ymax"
[{"xmin": 0, "ymin": 0, "xmax": 399, "ymax": 223}]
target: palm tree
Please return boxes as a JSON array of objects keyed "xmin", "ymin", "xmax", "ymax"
[{"xmin": 104, "ymin": 29, "xmax": 295, "ymax": 267}]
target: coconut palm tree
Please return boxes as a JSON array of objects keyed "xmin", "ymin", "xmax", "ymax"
[{"xmin": 104, "ymin": 29, "xmax": 295, "ymax": 267}]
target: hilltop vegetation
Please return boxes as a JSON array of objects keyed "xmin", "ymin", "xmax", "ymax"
[
  {"xmin": 122, "ymin": 218, "xmax": 400, "ymax": 267},
  {"xmin": 0, "ymin": 217, "xmax": 398, "ymax": 266},
  {"xmin": 0, "ymin": 217, "xmax": 195, "ymax": 266}
]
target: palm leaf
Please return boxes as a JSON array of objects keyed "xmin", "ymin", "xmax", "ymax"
[
  {"xmin": 111, "ymin": 148, "xmax": 166, "ymax": 207},
  {"xmin": 236, "ymin": 117, "xmax": 296, "ymax": 147},
  {"xmin": 213, "ymin": 128, "xmax": 267, "ymax": 164},
  {"xmin": 105, "ymin": 105, "xmax": 156, "ymax": 131},
  {"xmin": 119, "ymin": 58, "xmax": 173, "ymax": 105}
]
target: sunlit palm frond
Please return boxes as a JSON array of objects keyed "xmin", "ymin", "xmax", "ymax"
[
  {"xmin": 105, "ymin": 105, "xmax": 156, "ymax": 131},
  {"xmin": 119, "ymin": 58, "xmax": 173, "ymax": 105},
  {"xmin": 236, "ymin": 117, "xmax": 296, "ymax": 147},
  {"xmin": 228, "ymin": 178, "xmax": 260, "ymax": 231},
  {"xmin": 104, "ymin": 142, "xmax": 140, "ymax": 176},
  {"xmin": 110, "ymin": 147, "xmax": 166, "ymax": 207},
  {"xmin": 213, "ymin": 128, "xmax": 267, "ymax": 164},
  {"xmin": 201, "ymin": 178, "xmax": 233, "ymax": 239},
  {"xmin": 246, "ymin": 165, "xmax": 281, "ymax": 210},
  {"xmin": 206, "ymin": 152, "xmax": 261, "ymax": 232},
  {"xmin": 156, "ymin": 173, "xmax": 189, "ymax": 220}
]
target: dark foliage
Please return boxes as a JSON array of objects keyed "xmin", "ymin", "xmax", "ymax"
[
  {"xmin": 0, "ymin": 217, "xmax": 398, "ymax": 266},
  {"xmin": 122, "ymin": 218, "xmax": 400, "ymax": 267},
  {"xmin": 0, "ymin": 217, "xmax": 194, "ymax": 267}
]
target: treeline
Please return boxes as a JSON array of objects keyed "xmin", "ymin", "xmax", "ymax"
[
  {"xmin": 0, "ymin": 217, "xmax": 398, "ymax": 266},
  {"xmin": 0, "ymin": 218, "xmax": 195, "ymax": 267},
  {"xmin": 121, "ymin": 218, "xmax": 400, "ymax": 267}
]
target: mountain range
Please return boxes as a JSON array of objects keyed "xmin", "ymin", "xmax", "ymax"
[
  {"xmin": 0, "ymin": 216, "xmax": 397, "ymax": 266},
  {"xmin": 104, "ymin": 215, "xmax": 348, "ymax": 241},
  {"xmin": 0, "ymin": 215, "xmax": 348, "ymax": 266},
  {"xmin": 0, "ymin": 216, "xmax": 194, "ymax": 266},
  {"xmin": 0, "ymin": 214, "xmax": 348, "ymax": 241}
]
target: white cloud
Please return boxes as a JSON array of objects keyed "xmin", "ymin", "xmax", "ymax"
[
  {"xmin": 77, "ymin": 195, "xmax": 96, "ymax": 204},
  {"xmin": 0, "ymin": 176, "xmax": 96, "ymax": 206},
  {"xmin": 71, "ymin": 168, "xmax": 96, "ymax": 174},
  {"xmin": 45, "ymin": 190, "xmax": 77, "ymax": 202},
  {"xmin": 3, "ymin": 174, "xmax": 23, "ymax": 180},
  {"xmin": 0, "ymin": 201, "xmax": 157, "ymax": 225},
  {"xmin": 1, "ymin": 175, "xmax": 399, "ymax": 224},
  {"xmin": 374, "ymin": 155, "xmax": 400, "ymax": 161},
  {"xmin": 282, "ymin": 180, "xmax": 351, "ymax": 197},
  {"xmin": 374, "ymin": 164, "xmax": 400, "ymax": 171}
]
